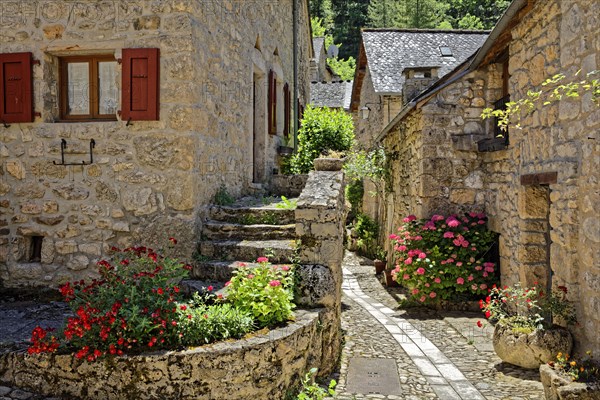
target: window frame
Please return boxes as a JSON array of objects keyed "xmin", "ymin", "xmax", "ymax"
[{"xmin": 59, "ymin": 55, "xmax": 118, "ymax": 121}]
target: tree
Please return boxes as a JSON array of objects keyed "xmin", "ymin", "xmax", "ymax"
[
  {"xmin": 444, "ymin": 0, "xmax": 510, "ymax": 29},
  {"xmin": 331, "ymin": 0, "xmax": 370, "ymax": 59},
  {"xmin": 396, "ymin": 0, "xmax": 450, "ymax": 29},
  {"xmin": 367, "ymin": 0, "xmax": 403, "ymax": 28},
  {"xmin": 309, "ymin": 0, "xmax": 334, "ymax": 30},
  {"xmin": 311, "ymin": 17, "xmax": 356, "ymax": 81}
]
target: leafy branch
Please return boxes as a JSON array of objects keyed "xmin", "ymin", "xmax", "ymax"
[{"xmin": 481, "ymin": 70, "xmax": 600, "ymax": 133}]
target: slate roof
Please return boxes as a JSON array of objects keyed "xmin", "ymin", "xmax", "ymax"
[
  {"xmin": 310, "ymin": 80, "xmax": 353, "ymax": 110},
  {"xmin": 362, "ymin": 29, "xmax": 489, "ymax": 94}
]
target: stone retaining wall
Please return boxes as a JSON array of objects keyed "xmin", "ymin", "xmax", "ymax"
[{"xmin": 0, "ymin": 309, "xmax": 331, "ymax": 400}]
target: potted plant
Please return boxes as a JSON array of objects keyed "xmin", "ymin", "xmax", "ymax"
[
  {"xmin": 480, "ymin": 283, "xmax": 576, "ymax": 369},
  {"xmin": 540, "ymin": 351, "xmax": 600, "ymax": 400},
  {"xmin": 278, "ymin": 135, "xmax": 295, "ymax": 156},
  {"xmin": 373, "ymin": 247, "xmax": 387, "ymax": 275}
]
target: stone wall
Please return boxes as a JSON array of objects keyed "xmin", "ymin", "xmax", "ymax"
[
  {"xmin": 294, "ymin": 161, "xmax": 346, "ymax": 368},
  {"xmin": 483, "ymin": 0, "xmax": 599, "ymax": 353},
  {"xmin": 0, "ymin": 1, "xmax": 312, "ymax": 288},
  {"xmin": 0, "ymin": 309, "xmax": 333, "ymax": 400}
]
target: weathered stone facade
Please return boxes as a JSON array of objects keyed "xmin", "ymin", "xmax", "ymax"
[
  {"xmin": 0, "ymin": 1, "xmax": 312, "ymax": 287},
  {"xmin": 377, "ymin": 0, "xmax": 599, "ymax": 353},
  {"xmin": 0, "ymin": 309, "xmax": 334, "ymax": 400}
]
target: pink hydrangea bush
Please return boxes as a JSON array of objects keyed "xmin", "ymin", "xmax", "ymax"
[{"xmin": 389, "ymin": 213, "xmax": 499, "ymax": 303}]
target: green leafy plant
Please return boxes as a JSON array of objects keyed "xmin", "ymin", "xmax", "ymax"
[
  {"xmin": 480, "ymin": 283, "xmax": 576, "ymax": 334},
  {"xmin": 176, "ymin": 300, "xmax": 254, "ymax": 345},
  {"xmin": 287, "ymin": 105, "xmax": 354, "ymax": 174},
  {"xmin": 213, "ymin": 184, "xmax": 235, "ymax": 206},
  {"xmin": 296, "ymin": 368, "xmax": 336, "ymax": 400},
  {"xmin": 390, "ymin": 213, "xmax": 499, "ymax": 302},
  {"xmin": 275, "ymin": 196, "xmax": 298, "ymax": 210},
  {"xmin": 345, "ymin": 179, "xmax": 364, "ymax": 219},
  {"xmin": 352, "ymin": 213, "xmax": 379, "ymax": 259},
  {"xmin": 549, "ymin": 351, "xmax": 600, "ymax": 383},
  {"xmin": 482, "ymin": 70, "xmax": 600, "ymax": 133},
  {"xmin": 226, "ymin": 257, "xmax": 295, "ymax": 328}
]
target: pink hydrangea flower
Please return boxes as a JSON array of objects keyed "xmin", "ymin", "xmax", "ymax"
[
  {"xmin": 412, "ymin": 288, "xmax": 419, "ymax": 295},
  {"xmin": 398, "ymin": 245, "xmax": 407, "ymax": 252},
  {"xmin": 425, "ymin": 283, "xmax": 430, "ymax": 287},
  {"xmin": 475, "ymin": 265, "xmax": 483, "ymax": 271},
  {"xmin": 416, "ymin": 267, "xmax": 425, "ymax": 275},
  {"xmin": 257, "ymin": 257, "xmax": 269, "ymax": 263},
  {"xmin": 467, "ymin": 275, "xmax": 474, "ymax": 281},
  {"xmin": 434, "ymin": 277, "xmax": 441, "ymax": 284},
  {"xmin": 429, "ymin": 292, "xmax": 437, "ymax": 298},
  {"xmin": 447, "ymin": 219, "xmax": 460, "ymax": 228},
  {"xmin": 480, "ymin": 284, "xmax": 488, "ymax": 290},
  {"xmin": 404, "ymin": 257, "xmax": 413, "ymax": 265},
  {"xmin": 456, "ymin": 277, "xmax": 465, "ymax": 285},
  {"xmin": 432, "ymin": 214, "xmax": 445, "ymax": 221},
  {"xmin": 471, "ymin": 284, "xmax": 478, "ymax": 291},
  {"xmin": 420, "ymin": 296, "xmax": 427, "ymax": 302},
  {"xmin": 403, "ymin": 215, "xmax": 417, "ymax": 222},
  {"xmin": 269, "ymin": 280, "xmax": 281, "ymax": 287},
  {"xmin": 418, "ymin": 252, "xmax": 427, "ymax": 259},
  {"xmin": 443, "ymin": 231, "xmax": 454, "ymax": 238},
  {"xmin": 456, "ymin": 262, "xmax": 463, "ymax": 267},
  {"xmin": 403, "ymin": 274, "xmax": 410, "ymax": 280}
]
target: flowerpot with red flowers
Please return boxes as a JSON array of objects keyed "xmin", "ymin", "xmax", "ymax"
[
  {"xmin": 480, "ymin": 283, "xmax": 576, "ymax": 369},
  {"xmin": 540, "ymin": 351, "xmax": 600, "ymax": 400}
]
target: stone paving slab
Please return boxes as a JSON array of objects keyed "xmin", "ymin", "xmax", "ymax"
[{"xmin": 335, "ymin": 251, "xmax": 545, "ymax": 400}]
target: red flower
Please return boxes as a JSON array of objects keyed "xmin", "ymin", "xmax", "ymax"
[
  {"xmin": 485, "ymin": 311, "xmax": 491, "ymax": 319},
  {"xmin": 477, "ymin": 321, "xmax": 483, "ymax": 328},
  {"xmin": 157, "ymin": 288, "xmax": 164, "ymax": 295},
  {"xmin": 169, "ymin": 237, "xmax": 177, "ymax": 245},
  {"xmin": 207, "ymin": 285, "xmax": 213, "ymax": 292}
]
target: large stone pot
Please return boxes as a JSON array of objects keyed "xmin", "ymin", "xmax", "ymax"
[
  {"xmin": 540, "ymin": 363, "xmax": 600, "ymax": 400},
  {"xmin": 493, "ymin": 324, "xmax": 573, "ymax": 369}
]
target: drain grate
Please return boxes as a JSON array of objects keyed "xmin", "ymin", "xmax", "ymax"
[{"xmin": 345, "ymin": 357, "xmax": 402, "ymax": 395}]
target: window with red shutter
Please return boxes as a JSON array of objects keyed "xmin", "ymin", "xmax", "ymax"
[
  {"xmin": 0, "ymin": 52, "xmax": 33, "ymax": 124},
  {"xmin": 283, "ymin": 83, "xmax": 290, "ymax": 137},
  {"xmin": 121, "ymin": 48, "xmax": 160, "ymax": 121},
  {"xmin": 268, "ymin": 70, "xmax": 277, "ymax": 135}
]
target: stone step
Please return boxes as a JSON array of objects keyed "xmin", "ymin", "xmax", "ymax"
[
  {"xmin": 191, "ymin": 260, "xmax": 293, "ymax": 281},
  {"xmin": 208, "ymin": 205, "xmax": 295, "ymax": 225},
  {"xmin": 199, "ymin": 239, "xmax": 295, "ymax": 264},
  {"xmin": 203, "ymin": 220, "xmax": 296, "ymax": 241}
]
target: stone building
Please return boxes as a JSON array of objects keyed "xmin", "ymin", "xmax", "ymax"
[
  {"xmin": 0, "ymin": 1, "xmax": 313, "ymax": 287},
  {"xmin": 373, "ymin": 0, "xmax": 599, "ymax": 352},
  {"xmin": 309, "ymin": 36, "xmax": 352, "ymax": 112}
]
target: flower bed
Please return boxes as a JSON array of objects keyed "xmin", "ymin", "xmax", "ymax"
[
  {"xmin": 0, "ymin": 309, "xmax": 334, "ymax": 400},
  {"xmin": 389, "ymin": 213, "xmax": 499, "ymax": 303}
]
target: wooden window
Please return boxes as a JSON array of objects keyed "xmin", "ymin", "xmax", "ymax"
[
  {"xmin": 268, "ymin": 69, "xmax": 277, "ymax": 135},
  {"xmin": 0, "ymin": 52, "xmax": 34, "ymax": 123},
  {"xmin": 283, "ymin": 83, "xmax": 290, "ymax": 137},
  {"xmin": 121, "ymin": 48, "xmax": 160, "ymax": 121},
  {"xmin": 60, "ymin": 55, "xmax": 118, "ymax": 121}
]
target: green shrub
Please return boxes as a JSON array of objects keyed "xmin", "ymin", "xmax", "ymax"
[
  {"xmin": 390, "ymin": 213, "xmax": 499, "ymax": 303},
  {"xmin": 345, "ymin": 179, "xmax": 364, "ymax": 218},
  {"xmin": 226, "ymin": 258, "xmax": 295, "ymax": 327},
  {"xmin": 213, "ymin": 184, "xmax": 235, "ymax": 206},
  {"xmin": 287, "ymin": 105, "xmax": 354, "ymax": 174},
  {"xmin": 176, "ymin": 300, "xmax": 254, "ymax": 345},
  {"xmin": 353, "ymin": 213, "xmax": 379, "ymax": 259}
]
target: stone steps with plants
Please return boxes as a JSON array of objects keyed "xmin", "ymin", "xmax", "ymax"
[
  {"xmin": 189, "ymin": 196, "xmax": 299, "ymax": 288},
  {"xmin": 202, "ymin": 221, "xmax": 296, "ymax": 241}
]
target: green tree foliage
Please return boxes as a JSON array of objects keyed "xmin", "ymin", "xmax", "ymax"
[
  {"xmin": 367, "ymin": 0, "xmax": 403, "ymax": 28},
  {"xmin": 331, "ymin": 0, "xmax": 370, "ymax": 59},
  {"xmin": 287, "ymin": 105, "xmax": 354, "ymax": 174},
  {"xmin": 311, "ymin": 17, "xmax": 357, "ymax": 80},
  {"xmin": 309, "ymin": 0, "xmax": 334, "ymax": 29},
  {"xmin": 444, "ymin": 0, "xmax": 511, "ymax": 29}
]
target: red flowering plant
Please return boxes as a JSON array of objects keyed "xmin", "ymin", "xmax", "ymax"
[
  {"xmin": 389, "ymin": 213, "xmax": 499, "ymax": 303},
  {"xmin": 225, "ymin": 257, "xmax": 295, "ymax": 328},
  {"xmin": 480, "ymin": 282, "xmax": 576, "ymax": 334},
  {"xmin": 29, "ymin": 241, "xmax": 196, "ymax": 360}
]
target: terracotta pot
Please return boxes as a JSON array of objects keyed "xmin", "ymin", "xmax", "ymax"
[
  {"xmin": 374, "ymin": 259, "xmax": 386, "ymax": 274},
  {"xmin": 493, "ymin": 324, "xmax": 573, "ymax": 369},
  {"xmin": 383, "ymin": 269, "xmax": 398, "ymax": 287},
  {"xmin": 540, "ymin": 363, "xmax": 600, "ymax": 400}
]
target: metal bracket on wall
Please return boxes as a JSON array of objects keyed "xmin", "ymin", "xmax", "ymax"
[{"xmin": 53, "ymin": 138, "xmax": 96, "ymax": 166}]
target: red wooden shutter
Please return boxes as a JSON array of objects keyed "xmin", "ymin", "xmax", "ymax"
[
  {"xmin": 268, "ymin": 70, "xmax": 277, "ymax": 135},
  {"xmin": 283, "ymin": 83, "xmax": 290, "ymax": 137},
  {"xmin": 121, "ymin": 48, "xmax": 159, "ymax": 121},
  {"xmin": 0, "ymin": 52, "xmax": 33, "ymax": 123}
]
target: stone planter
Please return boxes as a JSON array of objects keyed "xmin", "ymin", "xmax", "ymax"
[
  {"xmin": 493, "ymin": 324, "xmax": 573, "ymax": 369},
  {"xmin": 314, "ymin": 157, "xmax": 344, "ymax": 171},
  {"xmin": 374, "ymin": 259, "xmax": 386, "ymax": 274},
  {"xmin": 540, "ymin": 363, "xmax": 600, "ymax": 400}
]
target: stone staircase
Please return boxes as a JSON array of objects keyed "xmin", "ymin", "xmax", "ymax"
[{"xmin": 184, "ymin": 197, "xmax": 297, "ymax": 292}]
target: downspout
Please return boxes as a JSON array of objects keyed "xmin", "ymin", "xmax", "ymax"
[{"xmin": 293, "ymin": 0, "xmax": 299, "ymax": 151}]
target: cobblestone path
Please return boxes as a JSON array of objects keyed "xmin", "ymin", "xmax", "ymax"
[{"xmin": 334, "ymin": 251, "xmax": 544, "ymax": 400}]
